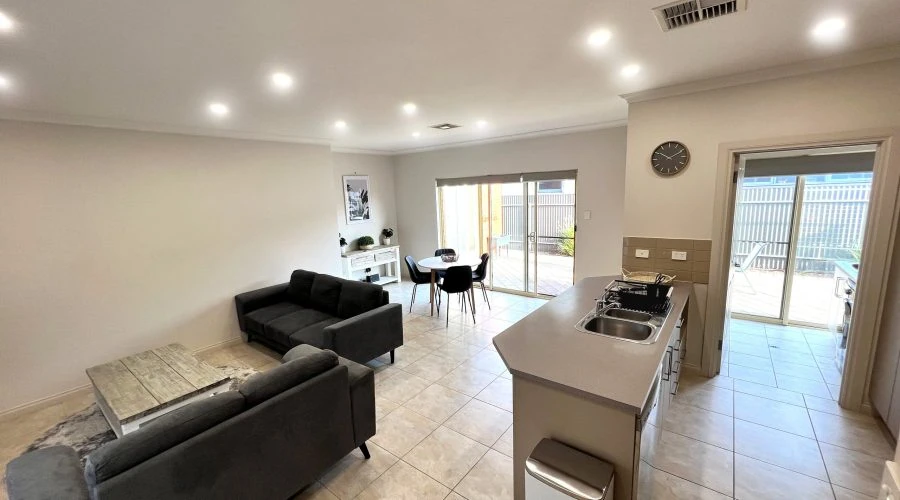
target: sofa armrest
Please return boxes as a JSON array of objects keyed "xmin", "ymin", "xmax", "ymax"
[
  {"xmin": 326, "ymin": 303, "xmax": 403, "ymax": 364},
  {"xmin": 5, "ymin": 446, "xmax": 89, "ymax": 500},
  {"xmin": 234, "ymin": 283, "xmax": 289, "ymax": 331}
]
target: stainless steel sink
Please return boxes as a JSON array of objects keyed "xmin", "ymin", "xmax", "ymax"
[
  {"xmin": 579, "ymin": 316, "xmax": 654, "ymax": 342},
  {"xmin": 603, "ymin": 308, "xmax": 653, "ymax": 322}
]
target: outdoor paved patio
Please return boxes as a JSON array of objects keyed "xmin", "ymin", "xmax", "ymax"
[
  {"xmin": 731, "ymin": 269, "xmax": 842, "ymax": 326},
  {"xmin": 487, "ymin": 249, "xmax": 573, "ymax": 296}
]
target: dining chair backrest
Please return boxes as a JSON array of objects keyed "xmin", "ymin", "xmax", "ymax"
[
  {"xmin": 404, "ymin": 256, "xmax": 431, "ymax": 284},
  {"xmin": 473, "ymin": 253, "xmax": 490, "ymax": 279},
  {"xmin": 440, "ymin": 266, "xmax": 473, "ymax": 294},
  {"xmin": 434, "ymin": 248, "xmax": 457, "ymax": 257}
]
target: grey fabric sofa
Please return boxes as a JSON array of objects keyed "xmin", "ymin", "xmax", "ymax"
[
  {"xmin": 235, "ymin": 269, "xmax": 403, "ymax": 364},
  {"xmin": 5, "ymin": 346, "xmax": 375, "ymax": 500}
]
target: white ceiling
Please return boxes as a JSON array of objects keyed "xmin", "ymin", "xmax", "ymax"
[{"xmin": 0, "ymin": 0, "xmax": 898, "ymax": 153}]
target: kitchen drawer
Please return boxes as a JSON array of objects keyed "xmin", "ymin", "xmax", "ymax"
[
  {"xmin": 351, "ymin": 255, "xmax": 376, "ymax": 268},
  {"xmin": 375, "ymin": 250, "xmax": 395, "ymax": 262}
]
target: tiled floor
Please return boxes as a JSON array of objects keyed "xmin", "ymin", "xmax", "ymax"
[
  {"xmin": 639, "ymin": 317, "xmax": 890, "ymax": 499},
  {"xmin": 0, "ymin": 286, "xmax": 891, "ymax": 500}
]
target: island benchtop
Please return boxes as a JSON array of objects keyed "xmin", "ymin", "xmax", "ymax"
[{"xmin": 492, "ymin": 276, "xmax": 691, "ymax": 414}]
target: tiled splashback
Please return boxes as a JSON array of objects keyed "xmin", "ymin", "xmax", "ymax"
[{"xmin": 622, "ymin": 237, "xmax": 712, "ymax": 284}]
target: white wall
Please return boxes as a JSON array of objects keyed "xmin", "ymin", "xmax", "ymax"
[
  {"xmin": 624, "ymin": 60, "xmax": 900, "ymax": 238},
  {"xmin": 393, "ymin": 127, "xmax": 628, "ymax": 281},
  {"xmin": 333, "ymin": 153, "xmax": 398, "ymax": 249},
  {"xmin": 0, "ymin": 121, "xmax": 340, "ymax": 412}
]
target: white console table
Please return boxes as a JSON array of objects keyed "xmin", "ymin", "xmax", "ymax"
[{"xmin": 340, "ymin": 245, "xmax": 401, "ymax": 285}]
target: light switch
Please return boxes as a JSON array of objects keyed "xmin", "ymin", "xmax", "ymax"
[
  {"xmin": 672, "ymin": 251, "xmax": 688, "ymax": 261},
  {"xmin": 583, "ymin": 210, "xmax": 592, "ymax": 220},
  {"xmin": 635, "ymin": 249, "xmax": 650, "ymax": 259}
]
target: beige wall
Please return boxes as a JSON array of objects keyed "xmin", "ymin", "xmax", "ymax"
[
  {"xmin": 333, "ymin": 153, "xmax": 398, "ymax": 249},
  {"xmin": 0, "ymin": 121, "xmax": 340, "ymax": 412},
  {"xmin": 624, "ymin": 60, "xmax": 900, "ymax": 238},
  {"xmin": 393, "ymin": 127, "xmax": 628, "ymax": 280}
]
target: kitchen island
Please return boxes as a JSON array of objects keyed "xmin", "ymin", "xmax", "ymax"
[{"xmin": 493, "ymin": 276, "xmax": 691, "ymax": 499}]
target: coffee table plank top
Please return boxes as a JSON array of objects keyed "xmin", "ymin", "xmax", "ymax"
[{"xmin": 86, "ymin": 343, "xmax": 230, "ymax": 423}]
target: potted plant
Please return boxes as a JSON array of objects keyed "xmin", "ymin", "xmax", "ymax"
[
  {"xmin": 358, "ymin": 235, "xmax": 375, "ymax": 250},
  {"xmin": 381, "ymin": 228, "xmax": 394, "ymax": 245},
  {"xmin": 339, "ymin": 235, "xmax": 348, "ymax": 256}
]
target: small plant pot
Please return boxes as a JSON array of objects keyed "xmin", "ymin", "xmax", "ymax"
[
  {"xmin": 340, "ymin": 245, "xmax": 348, "ymax": 256},
  {"xmin": 359, "ymin": 244, "xmax": 375, "ymax": 250},
  {"xmin": 382, "ymin": 237, "xmax": 391, "ymax": 246}
]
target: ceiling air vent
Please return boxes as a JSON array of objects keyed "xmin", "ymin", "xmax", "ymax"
[
  {"xmin": 653, "ymin": 0, "xmax": 747, "ymax": 31},
  {"xmin": 430, "ymin": 123, "xmax": 462, "ymax": 130}
]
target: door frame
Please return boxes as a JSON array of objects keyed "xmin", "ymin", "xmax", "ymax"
[{"xmin": 703, "ymin": 128, "xmax": 900, "ymax": 412}]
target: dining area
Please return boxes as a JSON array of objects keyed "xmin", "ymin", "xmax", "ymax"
[{"xmin": 404, "ymin": 249, "xmax": 491, "ymax": 326}]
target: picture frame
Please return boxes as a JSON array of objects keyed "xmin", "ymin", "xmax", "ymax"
[{"xmin": 343, "ymin": 175, "xmax": 371, "ymax": 224}]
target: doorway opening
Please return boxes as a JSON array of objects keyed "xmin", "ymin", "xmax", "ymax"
[
  {"xmin": 722, "ymin": 145, "xmax": 876, "ymax": 400},
  {"xmin": 436, "ymin": 171, "xmax": 577, "ymax": 298}
]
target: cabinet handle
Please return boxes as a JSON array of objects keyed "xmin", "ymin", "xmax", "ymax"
[
  {"xmin": 670, "ymin": 380, "xmax": 678, "ymax": 396},
  {"xmin": 662, "ymin": 350, "xmax": 671, "ymax": 381}
]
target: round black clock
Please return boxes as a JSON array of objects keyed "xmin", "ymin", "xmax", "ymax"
[{"xmin": 651, "ymin": 141, "xmax": 690, "ymax": 176}]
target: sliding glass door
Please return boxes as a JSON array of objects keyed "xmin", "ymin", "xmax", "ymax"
[{"xmin": 436, "ymin": 172, "xmax": 576, "ymax": 297}]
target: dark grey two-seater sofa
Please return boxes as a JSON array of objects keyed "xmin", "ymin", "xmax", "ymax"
[
  {"xmin": 235, "ymin": 269, "xmax": 403, "ymax": 364},
  {"xmin": 5, "ymin": 345, "xmax": 375, "ymax": 500}
]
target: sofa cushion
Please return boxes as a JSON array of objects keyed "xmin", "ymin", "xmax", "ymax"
[
  {"xmin": 289, "ymin": 318, "xmax": 342, "ymax": 348},
  {"xmin": 337, "ymin": 280, "xmax": 385, "ymax": 319},
  {"xmin": 265, "ymin": 308, "xmax": 334, "ymax": 347},
  {"xmin": 310, "ymin": 274, "xmax": 344, "ymax": 316},
  {"xmin": 6, "ymin": 446, "xmax": 89, "ymax": 500},
  {"xmin": 244, "ymin": 302, "xmax": 304, "ymax": 335},
  {"xmin": 239, "ymin": 349, "xmax": 339, "ymax": 407},
  {"xmin": 84, "ymin": 391, "xmax": 245, "ymax": 485},
  {"xmin": 287, "ymin": 269, "xmax": 318, "ymax": 306}
]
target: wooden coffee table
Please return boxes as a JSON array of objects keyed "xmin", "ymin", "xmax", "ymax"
[{"xmin": 86, "ymin": 343, "xmax": 231, "ymax": 437}]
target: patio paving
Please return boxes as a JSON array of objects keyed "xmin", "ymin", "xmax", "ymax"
[
  {"xmin": 731, "ymin": 269, "xmax": 842, "ymax": 326},
  {"xmin": 487, "ymin": 249, "xmax": 573, "ymax": 297}
]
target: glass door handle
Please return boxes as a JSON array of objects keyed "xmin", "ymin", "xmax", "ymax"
[{"xmin": 527, "ymin": 232, "xmax": 536, "ymax": 241}]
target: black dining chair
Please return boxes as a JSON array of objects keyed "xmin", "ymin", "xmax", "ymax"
[
  {"xmin": 472, "ymin": 253, "xmax": 491, "ymax": 310},
  {"xmin": 404, "ymin": 256, "xmax": 433, "ymax": 312},
  {"xmin": 436, "ymin": 265, "xmax": 476, "ymax": 326}
]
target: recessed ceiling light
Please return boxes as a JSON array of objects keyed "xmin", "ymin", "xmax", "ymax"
[
  {"xmin": 334, "ymin": 120, "xmax": 348, "ymax": 130},
  {"xmin": 412, "ymin": 131, "xmax": 421, "ymax": 138},
  {"xmin": 270, "ymin": 72, "xmax": 294, "ymax": 91},
  {"xmin": 812, "ymin": 17, "xmax": 847, "ymax": 42},
  {"xmin": 621, "ymin": 64, "xmax": 641, "ymax": 78},
  {"xmin": 0, "ymin": 11, "xmax": 15, "ymax": 33},
  {"xmin": 476, "ymin": 120, "xmax": 489, "ymax": 129},
  {"xmin": 587, "ymin": 29, "xmax": 612, "ymax": 47},
  {"xmin": 402, "ymin": 102, "xmax": 418, "ymax": 115},
  {"xmin": 208, "ymin": 102, "xmax": 229, "ymax": 117}
]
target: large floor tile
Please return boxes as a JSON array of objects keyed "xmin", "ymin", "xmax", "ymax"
[
  {"xmin": 491, "ymin": 425, "xmax": 514, "ymax": 458},
  {"xmin": 444, "ymin": 399, "xmax": 513, "ymax": 446},
  {"xmin": 680, "ymin": 371, "xmax": 734, "ymax": 390},
  {"xmin": 729, "ymin": 352, "xmax": 773, "ymax": 371},
  {"xmin": 474, "ymin": 377, "xmax": 512, "ymax": 411},
  {"xmin": 734, "ymin": 454, "xmax": 834, "ymax": 500},
  {"xmin": 767, "ymin": 338, "xmax": 811, "ymax": 354},
  {"xmin": 644, "ymin": 430, "xmax": 734, "ymax": 497},
  {"xmin": 775, "ymin": 373, "xmax": 832, "ymax": 399},
  {"xmin": 733, "ymin": 379, "xmax": 806, "ymax": 407},
  {"xmin": 820, "ymin": 442, "xmax": 884, "ymax": 498},
  {"xmin": 803, "ymin": 395, "xmax": 871, "ymax": 422},
  {"xmin": 673, "ymin": 381, "xmax": 734, "ymax": 416},
  {"xmin": 375, "ymin": 370, "xmax": 432, "ymax": 404},
  {"xmin": 431, "ymin": 341, "xmax": 485, "ymax": 363},
  {"xmin": 729, "ymin": 340, "xmax": 772, "ymax": 358},
  {"xmin": 465, "ymin": 349, "xmax": 507, "ymax": 375},
  {"xmin": 729, "ymin": 364, "xmax": 777, "ymax": 387},
  {"xmin": 436, "ymin": 365, "xmax": 499, "ymax": 397},
  {"xmin": 370, "ymin": 406, "xmax": 439, "ymax": 457},
  {"xmin": 662, "ymin": 401, "xmax": 734, "ymax": 450},
  {"xmin": 355, "ymin": 460, "xmax": 450, "ymax": 500},
  {"xmin": 454, "ymin": 449, "xmax": 514, "ymax": 500},
  {"xmin": 375, "ymin": 396, "xmax": 399, "ymax": 421},
  {"xmin": 734, "ymin": 419, "xmax": 827, "ymax": 480},
  {"xmin": 637, "ymin": 462, "xmax": 730, "ymax": 500},
  {"xmin": 771, "ymin": 360, "xmax": 826, "ymax": 382},
  {"xmin": 769, "ymin": 348, "xmax": 818, "ymax": 367},
  {"xmin": 833, "ymin": 484, "xmax": 877, "ymax": 500},
  {"xmin": 382, "ymin": 344, "xmax": 431, "ymax": 369},
  {"xmin": 402, "ymin": 354, "xmax": 461, "ymax": 382},
  {"xmin": 734, "ymin": 392, "xmax": 815, "ymax": 438},
  {"xmin": 808, "ymin": 409, "xmax": 894, "ymax": 459},
  {"xmin": 318, "ymin": 444, "xmax": 398, "ymax": 500},
  {"xmin": 404, "ymin": 426, "xmax": 489, "ymax": 488},
  {"xmin": 293, "ymin": 482, "xmax": 339, "ymax": 500},
  {"xmin": 403, "ymin": 384, "xmax": 471, "ymax": 423}
]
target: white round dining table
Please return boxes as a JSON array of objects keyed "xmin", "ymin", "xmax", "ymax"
[{"xmin": 417, "ymin": 255, "xmax": 482, "ymax": 316}]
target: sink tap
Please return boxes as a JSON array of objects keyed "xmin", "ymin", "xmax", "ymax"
[{"xmin": 595, "ymin": 297, "xmax": 621, "ymax": 314}]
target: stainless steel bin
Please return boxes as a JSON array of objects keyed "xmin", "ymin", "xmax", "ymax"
[{"xmin": 525, "ymin": 438, "xmax": 614, "ymax": 500}]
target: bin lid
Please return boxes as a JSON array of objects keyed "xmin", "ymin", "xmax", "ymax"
[{"xmin": 525, "ymin": 438, "xmax": 614, "ymax": 500}]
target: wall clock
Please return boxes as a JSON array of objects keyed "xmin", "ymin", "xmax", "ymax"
[{"xmin": 651, "ymin": 141, "xmax": 690, "ymax": 176}]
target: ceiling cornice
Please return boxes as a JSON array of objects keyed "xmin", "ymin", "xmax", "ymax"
[
  {"xmin": 621, "ymin": 44, "xmax": 900, "ymax": 104},
  {"xmin": 0, "ymin": 107, "xmax": 333, "ymax": 147},
  {"xmin": 330, "ymin": 146, "xmax": 394, "ymax": 155},
  {"xmin": 390, "ymin": 119, "xmax": 628, "ymax": 156}
]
